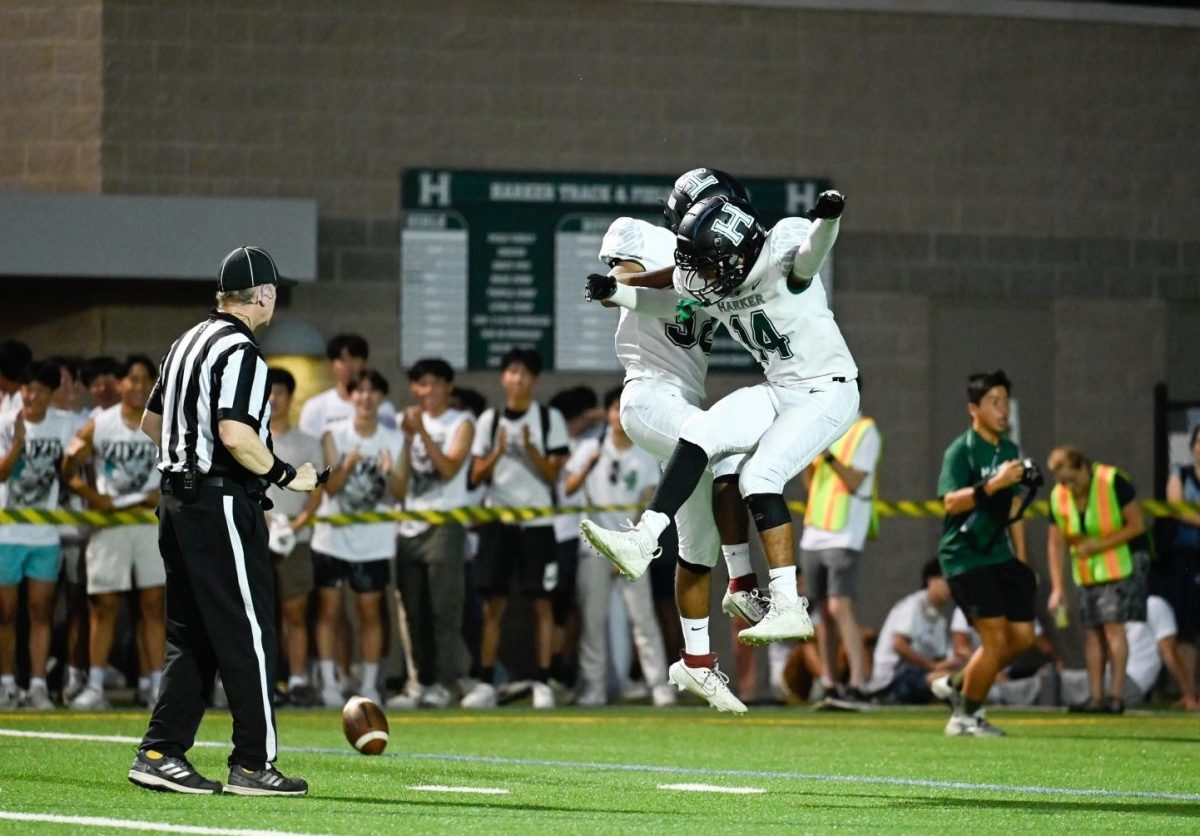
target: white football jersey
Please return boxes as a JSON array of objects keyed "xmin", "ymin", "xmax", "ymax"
[
  {"xmin": 601, "ymin": 217, "xmax": 716, "ymax": 402},
  {"xmin": 677, "ymin": 217, "xmax": 857, "ymax": 387}
]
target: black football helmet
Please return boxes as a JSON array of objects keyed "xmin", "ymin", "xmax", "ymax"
[
  {"xmin": 674, "ymin": 196, "xmax": 766, "ymax": 305},
  {"xmin": 663, "ymin": 167, "xmax": 749, "ymax": 233}
]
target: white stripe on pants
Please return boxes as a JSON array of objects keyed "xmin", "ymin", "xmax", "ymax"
[
  {"xmin": 576, "ymin": 548, "xmax": 668, "ymax": 695},
  {"xmin": 682, "ymin": 382, "xmax": 860, "ymax": 496},
  {"xmin": 222, "ymin": 496, "xmax": 276, "ymax": 762}
]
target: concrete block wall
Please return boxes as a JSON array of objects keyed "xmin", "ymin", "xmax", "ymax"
[{"xmin": 0, "ymin": 0, "xmax": 103, "ymax": 191}]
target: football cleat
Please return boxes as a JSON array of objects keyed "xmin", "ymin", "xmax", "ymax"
[
  {"xmin": 579, "ymin": 519, "xmax": 660, "ymax": 581},
  {"xmin": 668, "ymin": 659, "xmax": 747, "ymax": 715},
  {"xmin": 737, "ymin": 596, "xmax": 814, "ymax": 645},
  {"xmin": 721, "ymin": 587, "xmax": 768, "ymax": 625}
]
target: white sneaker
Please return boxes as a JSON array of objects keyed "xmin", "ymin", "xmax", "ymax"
[
  {"xmin": 531, "ymin": 682, "xmax": 555, "ymax": 709},
  {"xmin": 651, "ymin": 683, "xmax": 677, "ymax": 707},
  {"xmin": 69, "ymin": 684, "xmax": 109, "ymax": 710},
  {"xmin": 460, "ymin": 681, "xmax": 497, "ymax": 709},
  {"xmin": 621, "ymin": 680, "xmax": 650, "ymax": 702},
  {"xmin": 576, "ymin": 686, "xmax": 606, "ymax": 707},
  {"xmin": 63, "ymin": 670, "xmax": 86, "ymax": 704},
  {"xmin": 945, "ymin": 708, "xmax": 1005, "ymax": 737},
  {"xmin": 24, "ymin": 682, "xmax": 54, "ymax": 711},
  {"xmin": 930, "ymin": 674, "xmax": 962, "ymax": 711},
  {"xmin": 419, "ymin": 684, "xmax": 453, "ymax": 709},
  {"xmin": 359, "ymin": 687, "xmax": 382, "ymax": 706},
  {"xmin": 737, "ymin": 596, "xmax": 814, "ymax": 645},
  {"xmin": 386, "ymin": 691, "xmax": 419, "ymax": 709},
  {"xmin": 579, "ymin": 518, "xmax": 661, "ymax": 581},
  {"xmin": 320, "ymin": 686, "xmax": 344, "ymax": 709},
  {"xmin": 667, "ymin": 659, "xmax": 747, "ymax": 714},
  {"xmin": 0, "ymin": 683, "xmax": 19, "ymax": 709},
  {"xmin": 721, "ymin": 587, "xmax": 768, "ymax": 625}
]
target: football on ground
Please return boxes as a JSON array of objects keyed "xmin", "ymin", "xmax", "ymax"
[{"xmin": 342, "ymin": 696, "xmax": 389, "ymax": 755}]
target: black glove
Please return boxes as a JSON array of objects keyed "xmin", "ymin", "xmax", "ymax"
[
  {"xmin": 584, "ymin": 273, "xmax": 617, "ymax": 302},
  {"xmin": 805, "ymin": 190, "xmax": 845, "ymax": 221}
]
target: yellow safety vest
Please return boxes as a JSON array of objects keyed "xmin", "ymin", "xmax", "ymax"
[
  {"xmin": 804, "ymin": 417, "xmax": 880, "ymax": 537},
  {"xmin": 1049, "ymin": 463, "xmax": 1134, "ymax": 586}
]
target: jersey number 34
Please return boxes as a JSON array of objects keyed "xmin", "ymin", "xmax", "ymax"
[{"xmin": 728, "ymin": 310, "xmax": 793, "ymax": 366}]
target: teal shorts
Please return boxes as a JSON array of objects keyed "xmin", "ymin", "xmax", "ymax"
[{"xmin": 0, "ymin": 543, "xmax": 62, "ymax": 585}]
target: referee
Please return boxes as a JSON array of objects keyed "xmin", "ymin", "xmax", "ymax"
[{"xmin": 128, "ymin": 246, "xmax": 319, "ymax": 797}]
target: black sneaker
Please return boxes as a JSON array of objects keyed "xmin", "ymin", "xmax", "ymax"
[
  {"xmin": 225, "ymin": 764, "xmax": 309, "ymax": 797},
  {"xmin": 128, "ymin": 750, "xmax": 222, "ymax": 794},
  {"xmin": 287, "ymin": 683, "xmax": 319, "ymax": 708},
  {"xmin": 1103, "ymin": 696, "xmax": 1125, "ymax": 715}
]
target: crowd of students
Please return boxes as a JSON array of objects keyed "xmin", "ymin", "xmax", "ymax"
[{"xmin": 1, "ymin": 335, "xmax": 1197, "ymax": 714}]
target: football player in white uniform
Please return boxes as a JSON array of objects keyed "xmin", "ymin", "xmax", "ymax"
[
  {"xmin": 587, "ymin": 168, "xmax": 766, "ymax": 714},
  {"xmin": 582, "ymin": 190, "xmax": 858, "ymax": 652}
]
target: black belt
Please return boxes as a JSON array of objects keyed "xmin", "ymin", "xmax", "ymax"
[{"xmin": 161, "ymin": 472, "xmax": 252, "ymax": 493}]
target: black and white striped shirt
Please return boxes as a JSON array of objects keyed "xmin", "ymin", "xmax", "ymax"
[{"xmin": 146, "ymin": 311, "xmax": 271, "ymax": 475}]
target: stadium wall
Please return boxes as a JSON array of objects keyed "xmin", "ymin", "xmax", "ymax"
[{"xmin": 1, "ymin": 0, "xmax": 1196, "ymax": 641}]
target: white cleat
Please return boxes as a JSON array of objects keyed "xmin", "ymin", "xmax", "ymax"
[
  {"xmin": 737, "ymin": 596, "xmax": 815, "ymax": 645},
  {"xmin": 320, "ymin": 686, "xmax": 344, "ymax": 709},
  {"xmin": 668, "ymin": 660, "xmax": 747, "ymax": 715},
  {"xmin": 460, "ymin": 681, "xmax": 498, "ymax": 709},
  {"xmin": 945, "ymin": 709, "xmax": 1006, "ymax": 737},
  {"xmin": 579, "ymin": 519, "xmax": 660, "ymax": 581},
  {"xmin": 69, "ymin": 685, "xmax": 109, "ymax": 711},
  {"xmin": 721, "ymin": 587, "xmax": 768, "ymax": 625}
]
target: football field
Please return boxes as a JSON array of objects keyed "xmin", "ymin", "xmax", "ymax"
[{"xmin": 0, "ymin": 706, "xmax": 1197, "ymax": 833}]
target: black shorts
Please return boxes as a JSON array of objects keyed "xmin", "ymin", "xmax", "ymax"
[
  {"xmin": 476, "ymin": 523, "xmax": 557, "ymax": 598},
  {"xmin": 551, "ymin": 538, "xmax": 580, "ymax": 624},
  {"xmin": 948, "ymin": 559, "xmax": 1036, "ymax": 624},
  {"xmin": 312, "ymin": 551, "xmax": 391, "ymax": 593}
]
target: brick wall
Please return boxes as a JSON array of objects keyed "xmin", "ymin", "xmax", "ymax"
[{"xmin": 0, "ymin": 0, "xmax": 103, "ymax": 191}]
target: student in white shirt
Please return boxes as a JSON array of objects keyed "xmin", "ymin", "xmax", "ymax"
[
  {"xmin": 298, "ymin": 334, "xmax": 396, "ymax": 437},
  {"xmin": 866, "ymin": 559, "xmax": 957, "ymax": 703},
  {"xmin": 311, "ymin": 370, "xmax": 404, "ymax": 707},
  {"xmin": 462, "ymin": 349, "xmax": 568, "ymax": 709},
  {"xmin": 566, "ymin": 386, "xmax": 673, "ymax": 707},
  {"xmin": 0, "ymin": 361, "xmax": 84, "ymax": 709},
  {"xmin": 393, "ymin": 358, "xmax": 475, "ymax": 709}
]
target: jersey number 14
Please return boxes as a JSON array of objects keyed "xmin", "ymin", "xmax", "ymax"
[{"xmin": 728, "ymin": 310, "xmax": 793, "ymax": 366}]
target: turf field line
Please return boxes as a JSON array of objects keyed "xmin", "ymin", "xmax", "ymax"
[
  {"xmin": 0, "ymin": 811, "xmax": 330, "ymax": 836},
  {"xmin": 659, "ymin": 784, "xmax": 766, "ymax": 794},
  {"xmin": 409, "ymin": 785, "xmax": 510, "ymax": 794},
  {"xmin": 5, "ymin": 727, "xmax": 1199, "ymax": 805}
]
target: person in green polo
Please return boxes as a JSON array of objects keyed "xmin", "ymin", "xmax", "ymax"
[{"xmin": 930, "ymin": 370, "xmax": 1036, "ymax": 737}]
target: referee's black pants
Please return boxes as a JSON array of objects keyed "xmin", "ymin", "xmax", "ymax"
[{"xmin": 141, "ymin": 483, "xmax": 279, "ymax": 770}]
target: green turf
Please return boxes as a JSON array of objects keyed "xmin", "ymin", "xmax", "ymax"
[{"xmin": 0, "ymin": 705, "xmax": 1197, "ymax": 833}]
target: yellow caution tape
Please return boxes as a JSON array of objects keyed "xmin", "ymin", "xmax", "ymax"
[{"xmin": 2, "ymin": 499, "xmax": 1198, "ymax": 527}]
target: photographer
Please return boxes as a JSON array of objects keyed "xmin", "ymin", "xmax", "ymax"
[{"xmin": 929, "ymin": 370, "xmax": 1038, "ymax": 737}]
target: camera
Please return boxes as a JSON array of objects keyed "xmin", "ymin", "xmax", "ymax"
[{"xmin": 1020, "ymin": 457, "xmax": 1044, "ymax": 489}]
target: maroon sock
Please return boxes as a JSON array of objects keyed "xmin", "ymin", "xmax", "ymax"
[
  {"xmin": 682, "ymin": 651, "xmax": 717, "ymax": 669},
  {"xmin": 727, "ymin": 573, "xmax": 757, "ymax": 593}
]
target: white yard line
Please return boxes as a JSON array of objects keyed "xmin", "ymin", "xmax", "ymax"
[
  {"xmin": 0, "ymin": 811, "xmax": 331, "ymax": 836},
  {"xmin": 408, "ymin": 785, "xmax": 510, "ymax": 795},
  {"xmin": 3, "ymin": 726, "xmax": 1199, "ymax": 804},
  {"xmin": 659, "ymin": 783, "xmax": 766, "ymax": 794}
]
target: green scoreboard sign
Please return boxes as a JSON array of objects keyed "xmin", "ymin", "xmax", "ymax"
[{"xmin": 400, "ymin": 169, "xmax": 832, "ymax": 372}]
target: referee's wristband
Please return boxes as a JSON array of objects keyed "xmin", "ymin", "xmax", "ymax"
[{"xmin": 265, "ymin": 455, "xmax": 297, "ymax": 488}]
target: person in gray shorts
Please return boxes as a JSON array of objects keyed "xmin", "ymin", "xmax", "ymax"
[{"xmin": 799, "ymin": 409, "xmax": 881, "ymax": 704}]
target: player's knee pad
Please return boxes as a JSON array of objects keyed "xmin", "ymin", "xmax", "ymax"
[{"xmin": 745, "ymin": 493, "xmax": 791, "ymax": 532}]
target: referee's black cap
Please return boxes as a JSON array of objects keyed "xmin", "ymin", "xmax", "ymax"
[{"xmin": 218, "ymin": 246, "xmax": 297, "ymax": 291}]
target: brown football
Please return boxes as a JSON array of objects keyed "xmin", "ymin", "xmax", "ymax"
[{"xmin": 342, "ymin": 696, "xmax": 389, "ymax": 755}]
